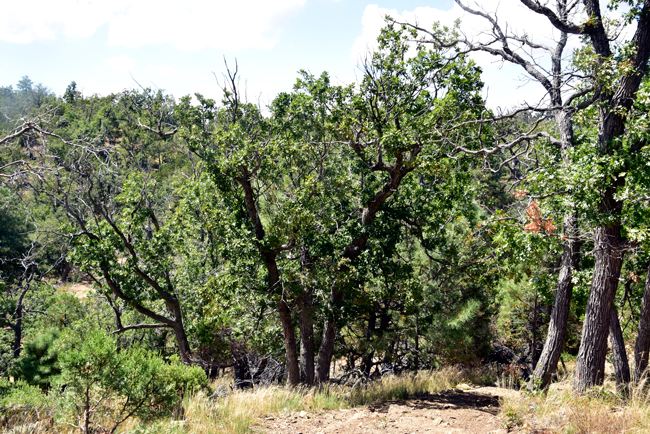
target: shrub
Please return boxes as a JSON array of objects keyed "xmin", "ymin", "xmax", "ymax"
[
  {"xmin": 55, "ymin": 327, "xmax": 207, "ymax": 434},
  {"xmin": 0, "ymin": 377, "xmax": 54, "ymax": 429},
  {"xmin": 10, "ymin": 328, "xmax": 60, "ymax": 389}
]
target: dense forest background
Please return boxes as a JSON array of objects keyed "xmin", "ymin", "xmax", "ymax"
[{"xmin": 3, "ymin": 1, "xmax": 650, "ymax": 430}]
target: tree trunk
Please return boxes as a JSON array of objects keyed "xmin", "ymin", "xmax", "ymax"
[
  {"xmin": 414, "ymin": 314, "xmax": 419, "ymax": 372},
  {"xmin": 609, "ymin": 306, "xmax": 631, "ymax": 392},
  {"xmin": 316, "ymin": 287, "xmax": 339, "ymax": 383},
  {"xmin": 529, "ymin": 214, "xmax": 580, "ymax": 389},
  {"xmin": 634, "ymin": 265, "xmax": 650, "ymax": 383},
  {"xmin": 573, "ymin": 224, "xmax": 624, "ymax": 393},
  {"xmin": 361, "ymin": 304, "xmax": 377, "ymax": 376},
  {"xmin": 165, "ymin": 297, "xmax": 193, "ymax": 365},
  {"xmin": 531, "ymin": 289, "xmax": 538, "ymax": 369},
  {"xmin": 279, "ymin": 299, "xmax": 300, "ymax": 386},
  {"xmin": 298, "ymin": 289, "xmax": 315, "ymax": 385},
  {"xmin": 171, "ymin": 320, "xmax": 193, "ymax": 365},
  {"xmin": 238, "ymin": 176, "xmax": 301, "ymax": 386},
  {"xmin": 315, "ymin": 154, "xmax": 414, "ymax": 383},
  {"xmin": 12, "ymin": 297, "xmax": 25, "ymax": 359}
]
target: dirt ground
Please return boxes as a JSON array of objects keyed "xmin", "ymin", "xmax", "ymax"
[{"xmin": 260, "ymin": 386, "xmax": 520, "ymax": 434}]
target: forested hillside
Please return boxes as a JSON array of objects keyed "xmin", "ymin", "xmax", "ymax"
[{"xmin": 3, "ymin": 1, "xmax": 650, "ymax": 431}]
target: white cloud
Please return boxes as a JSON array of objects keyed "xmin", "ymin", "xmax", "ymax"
[
  {"xmin": 148, "ymin": 64, "xmax": 176, "ymax": 76},
  {"xmin": 353, "ymin": 2, "xmax": 592, "ymax": 109},
  {"xmin": 0, "ymin": 0, "xmax": 305, "ymax": 51},
  {"xmin": 105, "ymin": 55, "xmax": 136, "ymax": 72},
  {"xmin": 0, "ymin": 0, "xmax": 130, "ymax": 44}
]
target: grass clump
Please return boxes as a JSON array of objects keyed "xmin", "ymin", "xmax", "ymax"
[
  {"xmin": 499, "ymin": 378, "xmax": 650, "ymax": 433},
  {"xmin": 347, "ymin": 366, "xmax": 488, "ymax": 406}
]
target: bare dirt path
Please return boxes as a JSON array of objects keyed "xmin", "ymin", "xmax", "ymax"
[{"xmin": 260, "ymin": 387, "xmax": 519, "ymax": 434}]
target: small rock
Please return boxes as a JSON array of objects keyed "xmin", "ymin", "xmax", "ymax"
[
  {"xmin": 299, "ymin": 411, "xmax": 308, "ymax": 418},
  {"xmin": 431, "ymin": 417, "xmax": 443, "ymax": 425}
]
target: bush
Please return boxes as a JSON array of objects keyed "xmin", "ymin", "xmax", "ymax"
[
  {"xmin": 0, "ymin": 378, "xmax": 54, "ymax": 429},
  {"xmin": 55, "ymin": 327, "xmax": 207, "ymax": 434},
  {"xmin": 10, "ymin": 328, "xmax": 60, "ymax": 389}
]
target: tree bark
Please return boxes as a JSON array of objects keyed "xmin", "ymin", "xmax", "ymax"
[
  {"xmin": 170, "ymin": 318, "xmax": 192, "ymax": 365},
  {"xmin": 298, "ymin": 288, "xmax": 315, "ymax": 385},
  {"xmin": 11, "ymin": 285, "xmax": 29, "ymax": 359},
  {"xmin": 529, "ymin": 212, "xmax": 580, "ymax": 389},
  {"xmin": 362, "ymin": 303, "xmax": 377, "ymax": 377},
  {"xmin": 316, "ymin": 286, "xmax": 340, "ymax": 383},
  {"xmin": 609, "ymin": 306, "xmax": 631, "ymax": 392},
  {"xmin": 634, "ymin": 265, "xmax": 650, "ymax": 383},
  {"xmin": 573, "ymin": 224, "xmax": 624, "ymax": 393},
  {"xmin": 279, "ymin": 299, "xmax": 300, "ymax": 386},
  {"xmin": 238, "ymin": 175, "xmax": 300, "ymax": 385}
]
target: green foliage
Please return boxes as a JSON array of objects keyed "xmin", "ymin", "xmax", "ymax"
[
  {"xmin": 11, "ymin": 328, "xmax": 60, "ymax": 389},
  {"xmin": 0, "ymin": 377, "xmax": 51, "ymax": 407},
  {"xmin": 0, "ymin": 378, "xmax": 53, "ymax": 430},
  {"xmin": 55, "ymin": 327, "xmax": 207, "ymax": 433}
]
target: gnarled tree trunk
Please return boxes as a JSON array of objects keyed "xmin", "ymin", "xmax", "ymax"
[{"xmin": 573, "ymin": 224, "xmax": 624, "ymax": 392}]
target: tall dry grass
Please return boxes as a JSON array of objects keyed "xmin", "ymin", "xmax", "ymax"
[
  {"xmin": 59, "ymin": 367, "xmax": 481, "ymax": 433},
  {"xmin": 499, "ymin": 365, "xmax": 650, "ymax": 434}
]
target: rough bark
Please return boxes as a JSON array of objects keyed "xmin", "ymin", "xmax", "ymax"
[
  {"xmin": 634, "ymin": 265, "xmax": 650, "ymax": 383},
  {"xmin": 316, "ymin": 288, "xmax": 340, "ymax": 383},
  {"xmin": 573, "ymin": 224, "xmax": 625, "ymax": 392},
  {"xmin": 10, "ymin": 285, "xmax": 29, "ymax": 359},
  {"xmin": 531, "ymin": 290, "xmax": 538, "ymax": 369},
  {"xmin": 169, "ymin": 310, "xmax": 192, "ymax": 365},
  {"xmin": 570, "ymin": 0, "xmax": 650, "ymax": 393},
  {"xmin": 298, "ymin": 289, "xmax": 315, "ymax": 385},
  {"xmin": 609, "ymin": 306, "xmax": 631, "ymax": 392},
  {"xmin": 529, "ymin": 212, "xmax": 580, "ymax": 389},
  {"xmin": 279, "ymin": 299, "xmax": 300, "ymax": 386}
]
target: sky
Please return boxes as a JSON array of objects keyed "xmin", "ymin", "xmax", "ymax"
[{"xmin": 0, "ymin": 0, "xmax": 593, "ymax": 110}]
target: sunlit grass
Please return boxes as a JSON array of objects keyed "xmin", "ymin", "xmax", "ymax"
[
  {"xmin": 119, "ymin": 367, "xmax": 486, "ymax": 433},
  {"xmin": 498, "ymin": 363, "xmax": 650, "ymax": 434}
]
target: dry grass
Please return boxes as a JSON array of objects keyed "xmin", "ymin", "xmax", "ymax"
[
  {"xmin": 347, "ymin": 366, "xmax": 495, "ymax": 406},
  {"xmin": 79, "ymin": 367, "xmax": 484, "ymax": 433},
  {"xmin": 499, "ymin": 367, "xmax": 650, "ymax": 434}
]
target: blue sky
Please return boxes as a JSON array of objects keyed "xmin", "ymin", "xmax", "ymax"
[{"xmin": 1, "ymin": 0, "xmax": 588, "ymax": 109}]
